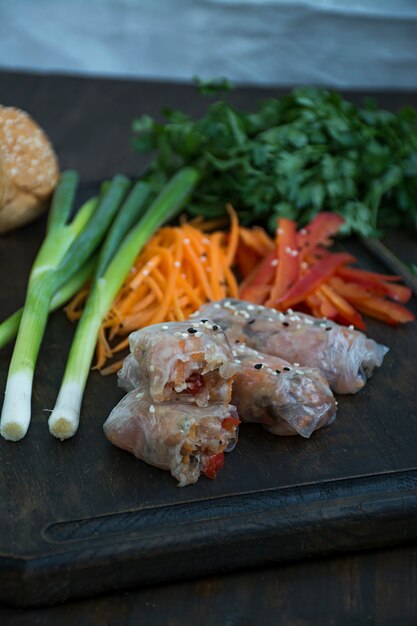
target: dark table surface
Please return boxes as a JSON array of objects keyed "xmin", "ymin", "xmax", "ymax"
[{"xmin": 1, "ymin": 70, "xmax": 416, "ymax": 626}]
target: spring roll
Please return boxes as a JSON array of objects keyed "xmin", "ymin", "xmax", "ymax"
[
  {"xmin": 125, "ymin": 321, "xmax": 237, "ymax": 406},
  {"xmin": 103, "ymin": 383, "xmax": 240, "ymax": 487},
  {"xmin": 193, "ymin": 299, "xmax": 388, "ymax": 394},
  {"xmin": 232, "ymin": 344, "xmax": 336, "ymax": 437}
]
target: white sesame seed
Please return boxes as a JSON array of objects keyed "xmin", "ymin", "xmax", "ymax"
[
  {"xmin": 162, "ymin": 325, "xmax": 169, "ymax": 330},
  {"xmin": 299, "ymin": 228, "xmax": 307, "ymax": 235},
  {"xmin": 183, "ymin": 238, "xmax": 190, "ymax": 244},
  {"xmin": 214, "ymin": 303, "xmax": 221, "ymax": 309},
  {"xmin": 174, "ymin": 261, "xmax": 181, "ymax": 267},
  {"xmin": 293, "ymin": 362, "xmax": 300, "ymax": 367},
  {"xmin": 149, "ymin": 365, "xmax": 155, "ymax": 372},
  {"xmin": 149, "ymin": 405, "xmax": 155, "ymax": 413},
  {"xmin": 195, "ymin": 331, "xmax": 202, "ymax": 337},
  {"xmin": 175, "ymin": 332, "xmax": 183, "ymax": 337},
  {"xmin": 247, "ymin": 304, "xmax": 255, "ymax": 311},
  {"xmin": 287, "ymin": 309, "xmax": 293, "ymax": 314},
  {"xmin": 320, "ymin": 323, "xmax": 327, "ymax": 328},
  {"xmin": 271, "ymin": 259, "xmax": 279, "ymax": 267},
  {"xmin": 181, "ymin": 333, "xmax": 189, "ymax": 338},
  {"xmin": 295, "ymin": 369, "xmax": 304, "ymax": 375},
  {"xmin": 349, "ymin": 325, "xmax": 355, "ymax": 330},
  {"xmin": 142, "ymin": 269, "xmax": 149, "ymax": 276},
  {"xmin": 234, "ymin": 359, "xmax": 241, "ymax": 364}
]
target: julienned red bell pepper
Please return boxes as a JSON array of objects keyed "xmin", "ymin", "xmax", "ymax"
[
  {"xmin": 298, "ymin": 212, "xmax": 344, "ymax": 260},
  {"xmin": 354, "ymin": 297, "xmax": 415, "ymax": 325},
  {"xmin": 319, "ymin": 283, "xmax": 366, "ymax": 330},
  {"xmin": 266, "ymin": 218, "xmax": 299, "ymax": 305},
  {"xmin": 235, "ymin": 241, "xmax": 262, "ymax": 279},
  {"xmin": 336, "ymin": 266, "xmax": 402, "ymax": 283},
  {"xmin": 277, "ymin": 252, "xmax": 356, "ymax": 309},
  {"xmin": 239, "ymin": 249, "xmax": 277, "ymax": 301},
  {"xmin": 202, "ymin": 452, "xmax": 224, "ymax": 480},
  {"xmin": 336, "ymin": 266, "xmax": 412, "ymax": 303},
  {"xmin": 328, "ymin": 278, "xmax": 415, "ymax": 325},
  {"xmin": 313, "ymin": 289, "xmax": 339, "ymax": 319}
]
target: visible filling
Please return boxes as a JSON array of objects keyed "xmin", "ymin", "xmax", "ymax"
[
  {"xmin": 183, "ymin": 373, "xmax": 204, "ymax": 396},
  {"xmin": 179, "ymin": 415, "xmax": 240, "ymax": 480}
]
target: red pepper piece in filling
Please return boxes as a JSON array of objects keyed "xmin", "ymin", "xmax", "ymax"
[
  {"xmin": 202, "ymin": 452, "xmax": 224, "ymax": 480},
  {"xmin": 222, "ymin": 416, "xmax": 240, "ymax": 431}
]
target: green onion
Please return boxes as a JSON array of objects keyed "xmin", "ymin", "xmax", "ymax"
[
  {"xmin": 49, "ymin": 167, "xmax": 199, "ymax": 440},
  {"xmin": 0, "ymin": 173, "xmax": 130, "ymax": 441},
  {"xmin": 0, "ymin": 257, "xmax": 95, "ymax": 350}
]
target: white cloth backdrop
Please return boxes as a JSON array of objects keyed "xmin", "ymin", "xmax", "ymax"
[{"xmin": 1, "ymin": 0, "xmax": 417, "ymax": 87}]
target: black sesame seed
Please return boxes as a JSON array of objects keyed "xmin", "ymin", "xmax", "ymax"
[
  {"xmin": 212, "ymin": 325, "xmax": 219, "ymax": 331},
  {"xmin": 200, "ymin": 319, "xmax": 208, "ymax": 323},
  {"xmin": 283, "ymin": 311, "xmax": 288, "ymax": 315},
  {"xmin": 325, "ymin": 326, "xmax": 332, "ymax": 331},
  {"xmin": 235, "ymin": 340, "xmax": 240, "ymax": 344},
  {"xmin": 247, "ymin": 319, "xmax": 255, "ymax": 325},
  {"xmin": 187, "ymin": 328, "xmax": 197, "ymax": 334},
  {"xmin": 282, "ymin": 322, "xmax": 289, "ymax": 327},
  {"xmin": 275, "ymin": 369, "xmax": 281, "ymax": 374},
  {"xmin": 283, "ymin": 366, "xmax": 291, "ymax": 371},
  {"xmin": 254, "ymin": 363, "xmax": 263, "ymax": 370}
]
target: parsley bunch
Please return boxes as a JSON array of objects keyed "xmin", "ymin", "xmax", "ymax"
[{"xmin": 133, "ymin": 87, "xmax": 417, "ymax": 237}]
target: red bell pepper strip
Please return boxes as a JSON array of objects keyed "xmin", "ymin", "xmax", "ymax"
[
  {"xmin": 336, "ymin": 266, "xmax": 411, "ymax": 303},
  {"xmin": 235, "ymin": 242, "xmax": 262, "ymax": 279},
  {"xmin": 238, "ymin": 285, "xmax": 271, "ymax": 305},
  {"xmin": 329, "ymin": 277, "xmax": 374, "ymax": 303},
  {"xmin": 266, "ymin": 218, "xmax": 299, "ymax": 306},
  {"xmin": 277, "ymin": 252, "xmax": 356, "ymax": 309},
  {"xmin": 298, "ymin": 212, "xmax": 344, "ymax": 260},
  {"xmin": 239, "ymin": 249, "xmax": 277, "ymax": 300},
  {"xmin": 326, "ymin": 279, "xmax": 414, "ymax": 325},
  {"xmin": 319, "ymin": 283, "xmax": 366, "ymax": 330},
  {"xmin": 354, "ymin": 297, "xmax": 415, "ymax": 325},
  {"xmin": 202, "ymin": 452, "xmax": 224, "ymax": 480},
  {"xmin": 337, "ymin": 266, "xmax": 402, "ymax": 283},
  {"xmin": 313, "ymin": 289, "xmax": 339, "ymax": 319}
]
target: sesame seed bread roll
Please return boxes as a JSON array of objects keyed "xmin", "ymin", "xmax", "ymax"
[{"xmin": 0, "ymin": 105, "xmax": 59, "ymax": 234}]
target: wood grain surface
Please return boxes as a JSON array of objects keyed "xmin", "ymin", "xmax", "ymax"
[{"xmin": 1, "ymin": 70, "xmax": 417, "ymax": 623}]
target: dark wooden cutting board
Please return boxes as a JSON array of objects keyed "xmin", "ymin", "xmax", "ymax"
[{"xmin": 0, "ymin": 183, "xmax": 416, "ymax": 607}]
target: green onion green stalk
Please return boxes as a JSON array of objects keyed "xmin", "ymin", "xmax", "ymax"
[
  {"xmin": 0, "ymin": 172, "xmax": 131, "ymax": 441},
  {"xmin": 48, "ymin": 167, "xmax": 199, "ymax": 440}
]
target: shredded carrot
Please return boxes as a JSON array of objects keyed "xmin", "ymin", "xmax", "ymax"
[{"xmin": 68, "ymin": 209, "xmax": 241, "ymax": 372}]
